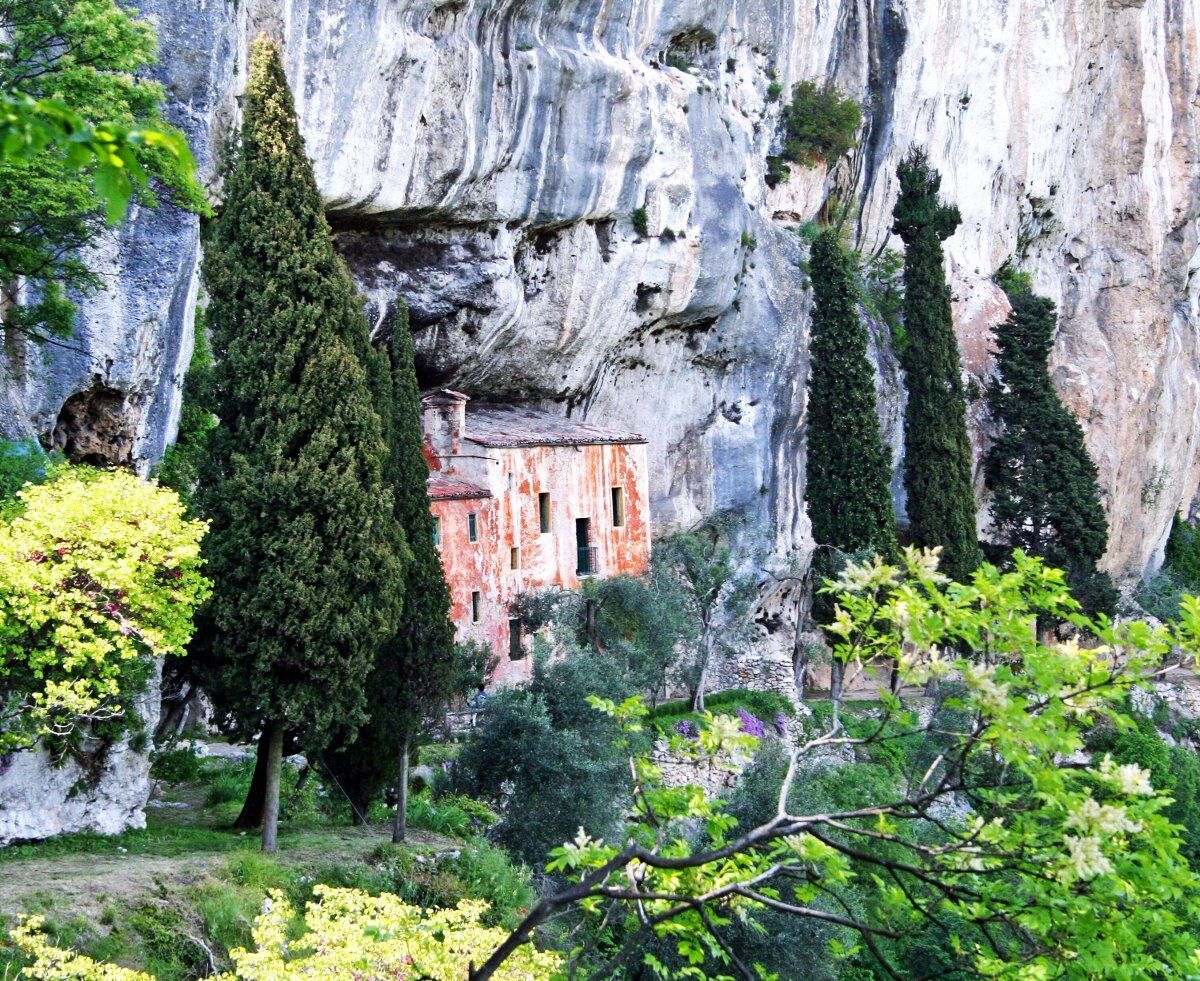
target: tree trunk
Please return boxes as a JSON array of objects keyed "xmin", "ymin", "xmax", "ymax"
[
  {"xmin": 692, "ymin": 629, "xmax": 714, "ymax": 712},
  {"xmin": 261, "ymin": 720, "xmax": 285, "ymax": 854},
  {"xmin": 392, "ymin": 732, "xmax": 410, "ymax": 844},
  {"xmin": 584, "ymin": 598, "xmax": 600, "ymax": 652},
  {"xmin": 234, "ymin": 731, "xmax": 271, "ymax": 829},
  {"xmin": 830, "ymin": 659, "xmax": 844, "ymax": 727}
]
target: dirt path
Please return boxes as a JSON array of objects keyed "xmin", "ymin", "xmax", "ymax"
[{"xmin": 0, "ymin": 825, "xmax": 453, "ymax": 921}]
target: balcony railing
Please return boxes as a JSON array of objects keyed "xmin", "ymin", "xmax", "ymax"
[{"xmin": 577, "ymin": 545, "xmax": 599, "ymax": 576}]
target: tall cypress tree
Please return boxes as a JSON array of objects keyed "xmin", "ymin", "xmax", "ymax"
[
  {"xmin": 805, "ymin": 228, "xmax": 897, "ymax": 703},
  {"xmin": 324, "ymin": 302, "xmax": 461, "ymax": 840},
  {"xmin": 893, "ymin": 150, "xmax": 982, "ymax": 582},
  {"xmin": 984, "ymin": 289, "xmax": 1116, "ymax": 614},
  {"xmin": 196, "ymin": 37, "xmax": 404, "ymax": 853},
  {"xmin": 806, "ymin": 229, "xmax": 897, "ymax": 559}
]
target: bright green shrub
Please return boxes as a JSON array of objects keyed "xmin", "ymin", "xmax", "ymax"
[
  {"xmin": 0, "ymin": 466, "xmax": 210, "ymax": 755},
  {"xmin": 775, "ymin": 80, "xmax": 861, "ymax": 175}
]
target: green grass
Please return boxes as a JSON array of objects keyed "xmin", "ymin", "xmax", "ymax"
[
  {"xmin": 649, "ymin": 688, "xmax": 795, "ymax": 736},
  {"xmin": 0, "ymin": 825, "xmax": 245, "ymax": 863}
]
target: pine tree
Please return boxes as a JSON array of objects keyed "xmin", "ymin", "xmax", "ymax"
[
  {"xmin": 984, "ymin": 289, "xmax": 1116, "ymax": 614},
  {"xmin": 893, "ymin": 150, "xmax": 982, "ymax": 582},
  {"xmin": 323, "ymin": 303, "xmax": 464, "ymax": 840},
  {"xmin": 196, "ymin": 37, "xmax": 404, "ymax": 853},
  {"xmin": 805, "ymin": 229, "xmax": 897, "ymax": 559}
]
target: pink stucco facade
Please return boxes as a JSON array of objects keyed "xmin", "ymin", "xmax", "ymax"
[{"xmin": 424, "ymin": 392, "xmax": 651, "ymax": 685}]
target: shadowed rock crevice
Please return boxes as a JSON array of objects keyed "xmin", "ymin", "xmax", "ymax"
[{"xmin": 47, "ymin": 384, "xmax": 137, "ymax": 467}]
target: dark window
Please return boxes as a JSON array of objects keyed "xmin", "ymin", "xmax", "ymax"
[
  {"xmin": 538, "ymin": 492, "xmax": 551, "ymax": 534},
  {"xmin": 508, "ymin": 618, "xmax": 525, "ymax": 659},
  {"xmin": 611, "ymin": 486, "xmax": 625, "ymax": 527},
  {"xmin": 471, "ymin": 591, "xmax": 481, "ymax": 622},
  {"xmin": 510, "ymin": 546, "xmax": 520, "ymax": 570},
  {"xmin": 433, "ymin": 516, "xmax": 442, "ymax": 546},
  {"xmin": 468, "ymin": 512, "xmax": 478, "ymax": 542},
  {"xmin": 576, "ymin": 518, "xmax": 597, "ymax": 575}
]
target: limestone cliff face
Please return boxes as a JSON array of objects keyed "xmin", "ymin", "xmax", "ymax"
[{"xmin": 6, "ymin": 0, "xmax": 1200, "ymax": 586}]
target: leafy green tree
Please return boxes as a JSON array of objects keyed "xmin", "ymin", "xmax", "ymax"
[
  {"xmin": 0, "ymin": 465, "xmax": 209, "ymax": 757},
  {"xmin": 893, "ymin": 150, "xmax": 982, "ymax": 581},
  {"xmin": 470, "ymin": 550, "xmax": 1200, "ymax": 980},
  {"xmin": 768, "ymin": 80, "xmax": 861, "ymax": 185},
  {"xmin": 984, "ymin": 288, "xmax": 1116, "ymax": 614},
  {"xmin": 654, "ymin": 515, "xmax": 756, "ymax": 711},
  {"xmin": 452, "ymin": 652, "xmax": 638, "ymax": 867},
  {"xmin": 0, "ymin": 0, "xmax": 204, "ymax": 342},
  {"xmin": 195, "ymin": 37, "xmax": 404, "ymax": 853}
]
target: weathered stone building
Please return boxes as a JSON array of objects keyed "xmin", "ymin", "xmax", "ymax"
[{"xmin": 423, "ymin": 391, "xmax": 651, "ymax": 684}]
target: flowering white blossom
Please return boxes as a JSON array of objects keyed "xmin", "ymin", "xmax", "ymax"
[
  {"xmin": 1099, "ymin": 754, "xmax": 1155, "ymax": 796},
  {"xmin": 963, "ymin": 664, "xmax": 1010, "ymax": 712},
  {"xmin": 1065, "ymin": 797, "xmax": 1142, "ymax": 836},
  {"xmin": 1062, "ymin": 835, "xmax": 1113, "ymax": 881}
]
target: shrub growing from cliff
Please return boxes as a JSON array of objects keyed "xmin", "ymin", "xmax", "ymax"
[
  {"xmin": 0, "ymin": 466, "xmax": 209, "ymax": 758},
  {"xmin": 0, "ymin": 0, "xmax": 204, "ymax": 342},
  {"xmin": 195, "ymin": 37, "xmax": 404, "ymax": 852},
  {"xmin": 767, "ymin": 79, "xmax": 862, "ymax": 185},
  {"xmin": 983, "ymin": 289, "xmax": 1116, "ymax": 614},
  {"xmin": 893, "ymin": 150, "xmax": 982, "ymax": 582}
]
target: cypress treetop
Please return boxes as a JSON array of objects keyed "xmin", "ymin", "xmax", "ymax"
[
  {"xmin": 196, "ymin": 37, "xmax": 404, "ymax": 769},
  {"xmin": 893, "ymin": 150, "xmax": 982, "ymax": 582},
  {"xmin": 984, "ymin": 289, "xmax": 1115, "ymax": 613},
  {"xmin": 805, "ymin": 228, "xmax": 897, "ymax": 560}
]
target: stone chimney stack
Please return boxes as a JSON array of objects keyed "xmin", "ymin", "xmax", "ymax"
[{"xmin": 420, "ymin": 389, "xmax": 469, "ymax": 472}]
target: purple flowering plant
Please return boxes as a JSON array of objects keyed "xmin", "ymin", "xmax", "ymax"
[{"xmin": 737, "ymin": 708, "xmax": 765, "ymax": 738}]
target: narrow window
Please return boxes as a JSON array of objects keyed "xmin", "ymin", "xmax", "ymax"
[
  {"xmin": 611, "ymin": 486, "xmax": 625, "ymax": 527},
  {"xmin": 468, "ymin": 512, "xmax": 478, "ymax": 542},
  {"xmin": 471, "ymin": 591, "xmax": 481, "ymax": 622},
  {"xmin": 508, "ymin": 618, "xmax": 524, "ymax": 659},
  {"xmin": 432, "ymin": 515, "xmax": 442, "ymax": 547},
  {"xmin": 510, "ymin": 546, "xmax": 520, "ymax": 570},
  {"xmin": 538, "ymin": 492, "xmax": 551, "ymax": 534}
]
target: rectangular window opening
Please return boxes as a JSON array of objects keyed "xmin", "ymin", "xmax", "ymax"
[
  {"xmin": 432, "ymin": 515, "xmax": 442, "ymax": 546},
  {"xmin": 508, "ymin": 618, "xmax": 525, "ymax": 659},
  {"xmin": 510, "ymin": 546, "xmax": 520, "ymax": 570},
  {"xmin": 576, "ymin": 517, "xmax": 596, "ymax": 575},
  {"xmin": 611, "ymin": 487, "xmax": 625, "ymax": 527},
  {"xmin": 538, "ymin": 492, "xmax": 551, "ymax": 534},
  {"xmin": 471, "ymin": 591, "xmax": 481, "ymax": 623},
  {"xmin": 468, "ymin": 512, "xmax": 478, "ymax": 542}
]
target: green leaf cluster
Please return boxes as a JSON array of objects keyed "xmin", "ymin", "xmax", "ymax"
[
  {"xmin": 893, "ymin": 150, "xmax": 982, "ymax": 581},
  {"xmin": 767, "ymin": 80, "xmax": 861, "ymax": 185},
  {"xmin": 0, "ymin": 0, "xmax": 205, "ymax": 341}
]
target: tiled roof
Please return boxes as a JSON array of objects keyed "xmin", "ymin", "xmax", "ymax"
[
  {"xmin": 427, "ymin": 474, "xmax": 491, "ymax": 500},
  {"xmin": 463, "ymin": 405, "xmax": 648, "ymax": 448}
]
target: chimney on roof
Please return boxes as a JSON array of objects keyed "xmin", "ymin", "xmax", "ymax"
[{"xmin": 421, "ymin": 390, "xmax": 469, "ymax": 471}]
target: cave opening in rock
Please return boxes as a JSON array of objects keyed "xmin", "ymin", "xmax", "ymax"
[{"xmin": 46, "ymin": 384, "xmax": 136, "ymax": 467}]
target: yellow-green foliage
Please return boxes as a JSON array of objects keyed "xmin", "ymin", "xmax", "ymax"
[
  {"xmin": 0, "ymin": 467, "xmax": 209, "ymax": 754},
  {"xmin": 12, "ymin": 887, "xmax": 563, "ymax": 980}
]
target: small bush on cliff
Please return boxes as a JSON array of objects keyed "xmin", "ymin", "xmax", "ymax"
[
  {"xmin": 984, "ymin": 288, "xmax": 1115, "ymax": 614},
  {"xmin": 893, "ymin": 149, "xmax": 982, "ymax": 581},
  {"xmin": 195, "ymin": 37, "xmax": 405, "ymax": 852},
  {"xmin": 768, "ymin": 79, "xmax": 861, "ymax": 185},
  {"xmin": 0, "ymin": 466, "xmax": 209, "ymax": 757}
]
